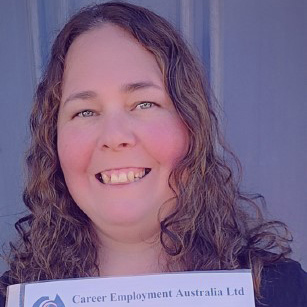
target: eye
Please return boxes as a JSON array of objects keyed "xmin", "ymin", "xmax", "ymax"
[
  {"xmin": 76, "ymin": 110, "xmax": 95, "ymax": 117},
  {"xmin": 135, "ymin": 101, "xmax": 156, "ymax": 110}
]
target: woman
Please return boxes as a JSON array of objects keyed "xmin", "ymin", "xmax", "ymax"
[{"xmin": 1, "ymin": 1, "xmax": 306, "ymax": 306}]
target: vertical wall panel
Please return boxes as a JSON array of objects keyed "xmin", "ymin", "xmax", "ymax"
[
  {"xmin": 0, "ymin": 0, "xmax": 36, "ymax": 273},
  {"xmin": 221, "ymin": 0, "xmax": 307, "ymax": 269}
]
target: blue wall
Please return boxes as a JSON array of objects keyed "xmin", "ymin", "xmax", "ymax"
[
  {"xmin": 222, "ymin": 0, "xmax": 307, "ymax": 269},
  {"xmin": 0, "ymin": 0, "xmax": 306, "ymax": 274}
]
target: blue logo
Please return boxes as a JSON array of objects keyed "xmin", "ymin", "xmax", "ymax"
[{"xmin": 32, "ymin": 294, "xmax": 65, "ymax": 307}]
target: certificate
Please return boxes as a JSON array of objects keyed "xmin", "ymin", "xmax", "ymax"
[{"xmin": 7, "ymin": 270, "xmax": 255, "ymax": 306}]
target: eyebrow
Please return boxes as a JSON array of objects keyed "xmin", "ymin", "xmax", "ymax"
[
  {"xmin": 63, "ymin": 81, "xmax": 162, "ymax": 105},
  {"xmin": 121, "ymin": 81, "xmax": 162, "ymax": 93}
]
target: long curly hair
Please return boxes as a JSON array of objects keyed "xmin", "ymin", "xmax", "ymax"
[{"xmin": 2, "ymin": 1, "xmax": 291, "ymax": 298}]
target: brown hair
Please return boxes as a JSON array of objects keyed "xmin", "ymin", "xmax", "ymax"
[{"xmin": 2, "ymin": 1, "xmax": 291, "ymax": 298}]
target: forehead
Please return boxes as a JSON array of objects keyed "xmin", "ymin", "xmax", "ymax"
[{"xmin": 62, "ymin": 24, "xmax": 163, "ymax": 93}]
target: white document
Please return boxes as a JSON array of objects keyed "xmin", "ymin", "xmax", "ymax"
[{"xmin": 6, "ymin": 270, "xmax": 255, "ymax": 307}]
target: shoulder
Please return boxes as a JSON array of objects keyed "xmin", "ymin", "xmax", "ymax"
[{"xmin": 257, "ymin": 259, "xmax": 307, "ymax": 307}]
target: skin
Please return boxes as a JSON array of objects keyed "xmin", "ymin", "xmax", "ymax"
[{"xmin": 57, "ymin": 24, "xmax": 189, "ymax": 275}]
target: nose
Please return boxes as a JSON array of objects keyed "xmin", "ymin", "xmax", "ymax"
[{"xmin": 97, "ymin": 112, "xmax": 137, "ymax": 151}]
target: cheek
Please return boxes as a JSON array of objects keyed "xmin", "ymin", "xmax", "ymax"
[
  {"xmin": 142, "ymin": 115, "xmax": 189, "ymax": 166},
  {"xmin": 57, "ymin": 127, "xmax": 95, "ymax": 175}
]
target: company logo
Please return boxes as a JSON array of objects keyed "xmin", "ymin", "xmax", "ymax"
[{"xmin": 32, "ymin": 294, "xmax": 65, "ymax": 307}]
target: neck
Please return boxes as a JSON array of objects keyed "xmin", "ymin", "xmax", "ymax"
[{"xmin": 97, "ymin": 230, "xmax": 167, "ymax": 277}]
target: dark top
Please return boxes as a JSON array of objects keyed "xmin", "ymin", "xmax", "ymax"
[
  {"xmin": 1, "ymin": 260, "xmax": 306, "ymax": 306},
  {"xmin": 256, "ymin": 260, "xmax": 307, "ymax": 306}
]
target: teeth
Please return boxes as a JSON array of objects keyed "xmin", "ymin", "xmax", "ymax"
[
  {"xmin": 118, "ymin": 173, "xmax": 127, "ymax": 183},
  {"xmin": 99, "ymin": 168, "xmax": 150, "ymax": 184},
  {"xmin": 102, "ymin": 173, "xmax": 109, "ymax": 184},
  {"xmin": 111, "ymin": 173, "xmax": 119, "ymax": 183},
  {"xmin": 135, "ymin": 169, "xmax": 145, "ymax": 178},
  {"xmin": 127, "ymin": 171, "xmax": 134, "ymax": 182}
]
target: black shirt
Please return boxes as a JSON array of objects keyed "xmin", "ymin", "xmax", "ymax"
[
  {"xmin": 256, "ymin": 260, "xmax": 307, "ymax": 306},
  {"xmin": 1, "ymin": 260, "xmax": 306, "ymax": 306}
]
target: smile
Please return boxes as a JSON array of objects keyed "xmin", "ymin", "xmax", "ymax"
[{"xmin": 95, "ymin": 167, "xmax": 151, "ymax": 184}]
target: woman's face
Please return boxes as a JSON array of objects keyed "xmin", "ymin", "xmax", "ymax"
[{"xmin": 57, "ymin": 24, "xmax": 188, "ymax": 239}]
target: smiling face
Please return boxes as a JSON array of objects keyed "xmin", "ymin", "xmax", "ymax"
[{"xmin": 57, "ymin": 24, "xmax": 189, "ymax": 241}]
